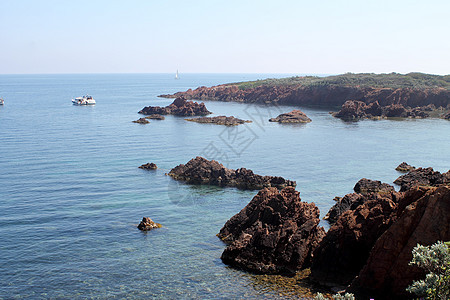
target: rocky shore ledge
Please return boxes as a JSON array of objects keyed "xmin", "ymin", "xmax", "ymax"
[
  {"xmin": 217, "ymin": 165, "xmax": 450, "ymax": 299},
  {"xmin": 168, "ymin": 156, "xmax": 296, "ymax": 190},
  {"xmin": 185, "ymin": 116, "xmax": 251, "ymax": 126},
  {"xmin": 139, "ymin": 96, "xmax": 211, "ymax": 117}
]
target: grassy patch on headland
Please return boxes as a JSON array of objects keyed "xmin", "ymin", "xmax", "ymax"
[{"xmin": 232, "ymin": 73, "xmax": 450, "ymax": 90}]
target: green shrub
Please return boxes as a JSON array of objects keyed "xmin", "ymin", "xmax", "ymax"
[{"xmin": 406, "ymin": 241, "xmax": 450, "ymax": 299}]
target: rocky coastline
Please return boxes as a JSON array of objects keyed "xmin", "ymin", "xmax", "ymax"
[
  {"xmin": 159, "ymin": 73, "xmax": 450, "ymax": 121},
  {"xmin": 168, "ymin": 156, "xmax": 296, "ymax": 190},
  {"xmin": 216, "ymin": 165, "xmax": 450, "ymax": 299}
]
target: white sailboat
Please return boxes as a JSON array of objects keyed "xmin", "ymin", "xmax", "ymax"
[{"xmin": 175, "ymin": 70, "xmax": 179, "ymax": 80}]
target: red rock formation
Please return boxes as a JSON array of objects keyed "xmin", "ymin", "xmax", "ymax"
[
  {"xmin": 349, "ymin": 185, "xmax": 450, "ymax": 299},
  {"xmin": 394, "ymin": 167, "xmax": 450, "ymax": 192},
  {"xmin": 139, "ymin": 162, "xmax": 157, "ymax": 170},
  {"xmin": 218, "ymin": 187, "xmax": 325, "ymax": 274},
  {"xmin": 185, "ymin": 116, "xmax": 251, "ymax": 126},
  {"xmin": 168, "ymin": 157, "xmax": 296, "ymax": 190},
  {"xmin": 138, "ymin": 96, "xmax": 211, "ymax": 116},
  {"xmin": 268, "ymin": 110, "xmax": 312, "ymax": 123}
]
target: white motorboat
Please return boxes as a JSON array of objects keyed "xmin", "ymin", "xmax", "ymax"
[
  {"xmin": 0, "ymin": 98, "xmax": 4, "ymax": 105},
  {"xmin": 72, "ymin": 95, "xmax": 95, "ymax": 105}
]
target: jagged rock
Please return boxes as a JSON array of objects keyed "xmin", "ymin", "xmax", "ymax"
[
  {"xmin": 168, "ymin": 156, "xmax": 296, "ymax": 190},
  {"xmin": 185, "ymin": 116, "xmax": 251, "ymax": 126},
  {"xmin": 132, "ymin": 118, "xmax": 150, "ymax": 124},
  {"xmin": 138, "ymin": 96, "xmax": 211, "ymax": 116},
  {"xmin": 137, "ymin": 217, "xmax": 162, "ymax": 231},
  {"xmin": 353, "ymin": 178, "xmax": 395, "ymax": 195},
  {"xmin": 268, "ymin": 110, "xmax": 312, "ymax": 123},
  {"xmin": 145, "ymin": 114, "xmax": 165, "ymax": 120},
  {"xmin": 382, "ymin": 103, "xmax": 408, "ymax": 117},
  {"xmin": 311, "ymin": 195, "xmax": 399, "ymax": 286},
  {"xmin": 139, "ymin": 162, "xmax": 157, "ymax": 170},
  {"xmin": 349, "ymin": 185, "xmax": 450, "ymax": 299},
  {"xmin": 332, "ymin": 100, "xmax": 368, "ymax": 121},
  {"xmin": 218, "ymin": 187, "xmax": 325, "ymax": 274},
  {"xmin": 395, "ymin": 162, "xmax": 416, "ymax": 172},
  {"xmin": 393, "ymin": 167, "xmax": 450, "ymax": 192},
  {"xmin": 325, "ymin": 179, "xmax": 396, "ymax": 224}
]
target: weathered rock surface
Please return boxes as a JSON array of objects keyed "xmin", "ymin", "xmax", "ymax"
[
  {"xmin": 139, "ymin": 96, "xmax": 211, "ymax": 116},
  {"xmin": 312, "ymin": 193, "xmax": 400, "ymax": 286},
  {"xmin": 349, "ymin": 185, "xmax": 450, "ymax": 299},
  {"xmin": 218, "ymin": 187, "xmax": 325, "ymax": 274},
  {"xmin": 139, "ymin": 162, "xmax": 157, "ymax": 170},
  {"xmin": 185, "ymin": 115, "xmax": 251, "ymax": 126},
  {"xmin": 393, "ymin": 167, "xmax": 450, "ymax": 192},
  {"xmin": 168, "ymin": 156, "xmax": 296, "ymax": 190},
  {"xmin": 145, "ymin": 114, "xmax": 165, "ymax": 120},
  {"xmin": 132, "ymin": 117, "xmax": 150, "ymax": 124},
  {"xmin": 324, "ymin": 179, "xmax": 396, "ymax": 224},
  {"xmin": 137, "ymin": 217, "xmax": 162, "ymax": 231},
  {"xmin": 332, "ymin": 100, "xmax": 436, "ymax": 121},
  {"xmin": 268, "ymin": 110, "xmax": 312, "ymax": 123},
  {"xmin": 395, "ymin": 162, "xmax": 416, "ymax": 172},
  {"xmin": 443, "ymin": 111, "xmax": 450, "ymax": 119}
]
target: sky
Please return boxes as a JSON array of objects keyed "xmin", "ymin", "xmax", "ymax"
[{"xmin": 1, "ymin": 0, "xmax": 449, "ymax": 75}]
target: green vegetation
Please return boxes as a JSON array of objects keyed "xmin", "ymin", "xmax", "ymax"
[
  {"xmin": 407, "ymin": 241, "xmax": 450, "ymax": 300},
  {"xmin": 232, "ymin": 73, "xmax": 450, "ymax": 90}
]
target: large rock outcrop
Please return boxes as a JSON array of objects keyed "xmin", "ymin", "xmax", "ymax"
[
  {"xmin": 268, "ymin": 110, "xmax": 312, "ymax": 123},
  {"xmin": 168, "ymin": 157, "xmax": 296, "ymax": 190},
  {"xmin": 138, "ymin": 96, "xmax": 212, "ymax": 116},
  {"xmin": 218, "ymin": 187, "xmax": 325, "ymax": 274},
  {"xmin": 349, "ymin": 185, "xmax": 450, "ymax": 299}
]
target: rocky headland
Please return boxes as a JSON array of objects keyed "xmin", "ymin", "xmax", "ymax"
[
  {"xmin": 268, "ymin": 110, "xmax": 312, "ymax": 123},
  {"xmin": 160, "ymin": 73, "xmax": 450, "ymax": 121},
  {"xmin": 185, "ymin": 116, "xmax": 251, "ymax": 126},
  {"xmin": 139, "ymin": 96, "xmax": 211, "ymax": 117},
  {"xmin": 216, "ymin": 165, "xmax": 450, "ymax": 299},
  {"xmin": 168, "ymin": 156, "xmax": 296, "ymax": 190}
]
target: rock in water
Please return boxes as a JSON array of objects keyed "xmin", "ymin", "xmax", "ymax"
[
  {"xmin": 132, "ymin": 118, "xmax": 150, "ymax": 124},
  {"xmin": 269, "ymin": 110, "xmax": 312, "ymax": 123},
  {"xmin": 185, "ymin": 116, "xmax": 251, "ymax": 126},
  {"xmin": 218, "ymin": 187, "xmax": 325, "ymax": 274},
  {"xmin": 393, "ymin": 167, "xmax": 450, "ymax": 192},
  {"xmin": 349, "ymin": 185, "xmax": 450, "ymax": 299},
  {"xmin": 139, "ymin": 163, "xmax": 157, "ymax": 170},
  {"xmin": 395, "ymin": 162, "xmax": 416, "ymax": 172},
  {"xmin": 168, "ymin": 156, "xmax": 296, "ymax": 190},
  {"xmin": 137, "ymin": 217, "xmax": 162, "ymax": 231},
  {"xmin": 138, "ymin": 96, "xmax": 212, "ymax": 116},
  {"xmin": 145, "ymin": 114, "xmax": 165, "ymax": 120}
]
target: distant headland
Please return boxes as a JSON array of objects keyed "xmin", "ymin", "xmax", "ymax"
[{"xmin": 160, "ymin": 72, "xmax": 450, "ymax": 121}]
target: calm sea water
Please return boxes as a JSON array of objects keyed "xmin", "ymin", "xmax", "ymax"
[{"xmin": 0, "ymin": 74, "xmax": 449, "ymax": 299}]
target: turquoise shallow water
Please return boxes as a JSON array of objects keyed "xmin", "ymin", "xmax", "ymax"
[{"xmin": 0, "ymin": 74, "xmax": 449, "ymax": 299}]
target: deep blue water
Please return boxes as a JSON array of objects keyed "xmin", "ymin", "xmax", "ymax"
[{"xmin": 0, "ymin": 74, "xmax": 449, "ymax": 299}]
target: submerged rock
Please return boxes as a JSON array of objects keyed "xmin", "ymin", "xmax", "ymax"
[
  {"xmin": 395, "ymin": 162, "xmax": 416, "ymax": 172},
  {"xmin": 139, "ymin": 96, "xmax": 211, "ymax": 116},
  {"xmin": 139, "ymin": 162, "xmax": 157, "ymax": 170},
  {"xmin": 218, "ymin": 187, "xmax": 325, "ymax": 274},
  {"xmin": 168, "ymin": 156, "xmax": 296, "ymax": 190},
  {"xmin": 137, "ymin": 217, "xmax": 162, "ymax": 231},
  {"xmin": 268, "ymin": 110, "xmax": 312, "ymax": 123},
  {"xmin": 145, "ymin": 114, "xmax": 165, "ymax": 120},
  {"xmin": 185, "ymin": 116, "xmax": 251, "ymax": 126},
  {"xmin": 132, "ymin": 117, "xmax": 150, "ymax": 124}
]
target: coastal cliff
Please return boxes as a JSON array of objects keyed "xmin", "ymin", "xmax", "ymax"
[{"xmin": 160, "ymin": 73, "xmax": 450, "ymax": 120}]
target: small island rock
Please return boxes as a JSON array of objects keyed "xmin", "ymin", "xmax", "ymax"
[
  {"xmin": 139, "ymin": 96, "xmax": 212, "ymax": 117},
  {"xmin": 185, "ymin": 116, "xmax": 251, "ymax": 126},
  {"xmin": 145, "ymin": 114, "xmax": 165, "ymax": 120},
  {"xmin": 269, "ymin": 110, "xmax": 312, "ymax": 123},
  {"xmin": 132, "ymin": 118, "xmax": 150, "ymax": 124},
  {"xmin": 137, "ymin": 217, "xmax": 162, "ymax": 231},
  {"xmin": 395, "ymin": 162, "xmax": 416, "ymax": 172},
  {"xmin": 139, "ymin": 162, "xmax": 158, "ymax": 170}
]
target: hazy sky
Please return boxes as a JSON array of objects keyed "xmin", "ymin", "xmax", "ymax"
[{"xmin": 1, "ymin": 0, "xmax": 449, "ymax": 74}]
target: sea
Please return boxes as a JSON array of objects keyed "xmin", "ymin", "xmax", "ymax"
[{"xmin": 0, "ymin": 73, "xmax": 449, "ymax": 299}]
